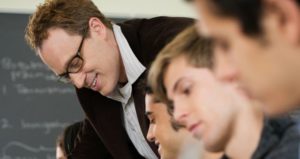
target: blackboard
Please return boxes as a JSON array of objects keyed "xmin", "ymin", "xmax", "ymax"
[{"xmin": 0, "ymin": 13, "xmax": 126, "ymax": 159}]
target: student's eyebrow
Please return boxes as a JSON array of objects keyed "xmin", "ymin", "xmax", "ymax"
[
  {"xmin": 172, "ymin": 77, "xmax": 185, "ymax": 93},
  {"xmin": 153, "ymin": 98, "xmax": 161, "ymax": 103}
]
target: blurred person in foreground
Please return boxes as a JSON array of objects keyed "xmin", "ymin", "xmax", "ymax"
[
  {"xmin": 191, "ymin": 0, "xmax": 300, "ymax": 116},
  {"xmin": 148, "ymin": 26, "xmax": 300, "ymax": 159}
]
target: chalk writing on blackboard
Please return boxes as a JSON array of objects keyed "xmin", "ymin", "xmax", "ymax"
[
  {"xmin": 1, "ymin": 57, "xmax": 47, "ymax": 71},
  {"xmin": 21, "ymin": 120, "xmax": 70, "ymax": 134},
  {"xmin": 0, "ymin": 118, "xmax": 12, "ymax": 129},
  {"xmin": 14, "ymin": 84, "xmax": 75, "ymax": 95},
  {"xmin": 1, "ymin": 57, "xmax": 57, "ymax": 82},
  {"xmin": 0, "ymin": 141, "xmax": 55, "ymax": 159},
  {"xmin": 0, "ymin": 118, "xmax": 71, "ymax": 134}
]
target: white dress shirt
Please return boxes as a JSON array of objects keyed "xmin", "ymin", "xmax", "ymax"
[{"xmin": 106, "ymin": 24, "xmax": 157, "ymax": 159}]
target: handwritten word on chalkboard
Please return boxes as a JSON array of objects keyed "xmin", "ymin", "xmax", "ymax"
[{"xmin": 0, "ymin": 13, "xmax": 84, "ymax": 159}]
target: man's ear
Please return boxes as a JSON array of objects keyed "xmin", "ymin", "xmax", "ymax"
[
  {"xmin": 264, "ymin": 0, "xmax": 300, "ymax": 45},
  {"xmin": 88, "ymin": 17, "xmax": 107, "ymax": 40}
]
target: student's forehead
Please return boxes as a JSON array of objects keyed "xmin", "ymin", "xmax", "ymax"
[
  {"xmin": 145, "ymin": 95, "xmax": 156, "ymax": 112},
  {"xmin": 165, "ymin": 57, "xmax": 190, "ymax": 96},
  {"xmin": 148, "ymin": 102, "xmax": 167, "ymax": 114}
]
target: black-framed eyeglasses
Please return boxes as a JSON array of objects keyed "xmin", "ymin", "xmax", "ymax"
[{"xmin": 57, "ymin": 36, "xmax": 85, "ymax": 83}]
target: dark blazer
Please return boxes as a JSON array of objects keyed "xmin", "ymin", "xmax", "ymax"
[{"xmin": 72, "ymin": 16, "xmax": 194, "ymax": 159}]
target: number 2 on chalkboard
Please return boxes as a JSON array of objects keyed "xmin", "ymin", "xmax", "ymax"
[{"xmin": 0, "ymin": 118, "xmax": 11, "ymax": 129}]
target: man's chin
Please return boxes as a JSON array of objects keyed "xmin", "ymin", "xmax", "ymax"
[
  {"xmin": 97, "ymin": 87, "xmax": 106, "ymax": 95},
  {"xmin": 263, "ymin": 105, "xmax": 296, "ymax": 117},
  {"xmin": 98, "ymin": 90, "xmax": 109, "ymax": 96},
  {"xmin": 258, "ymin": 93, "xmax": 300, "ymax": 116},
  {"xmin": 98, "ymin": 87, "xmax": 116, "ymax": 97},
  {"xmin": 235, "ymin": 84, "xmax": 255, "ymax": 100}
]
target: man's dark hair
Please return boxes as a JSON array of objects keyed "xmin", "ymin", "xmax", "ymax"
[
  {"xmin": 144, "ymin": 85, "xmax": 185, "ymax": 131},
  {"xmin": 144, "ymin": 85, "xmax": 154, "ymax": 95},
  {"xmin": 145, "ymin": 85, "xmax": 174, "ymax": 115},
  {"xmin": 207, "ymin": 0, "xmax": 300, "ymax": 36},
  {"xmin": 63, "ymin": 122, "xmax": 82, "ymax": 159}
]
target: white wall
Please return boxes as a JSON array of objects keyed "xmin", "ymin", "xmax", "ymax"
[{"xmin": 0, "ymin": 0, "xmax": 196, "ymax": 18}]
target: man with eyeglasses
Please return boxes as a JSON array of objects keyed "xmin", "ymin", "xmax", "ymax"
[{"xmin": 25, "ymin": 0, "xmax": 193, "ymax": 158}]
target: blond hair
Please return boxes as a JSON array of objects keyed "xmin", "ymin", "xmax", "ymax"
[{"xmin": 147, "ymin": 26, "xmax": 214, "ymax": 103}]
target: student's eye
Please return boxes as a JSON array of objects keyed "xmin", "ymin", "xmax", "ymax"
[
  {"xmin": 183, "ymin": 87, "xmax": 191, "ymax": 95},
  {"xmin": 179, "ymin": 82, "xmax": 192, "ymax": 96},
  {"xmin": 216, "ymin": 39, "xmax": 230, "ymax": 53},
  {"xmin": 150, "ymin": 119, "xmax": 156, "ymax": 124}
]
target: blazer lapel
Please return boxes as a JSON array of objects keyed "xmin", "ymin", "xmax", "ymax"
[{"xmin": 77, "ymin": 88, "xmax": 135, "ymax": 158}]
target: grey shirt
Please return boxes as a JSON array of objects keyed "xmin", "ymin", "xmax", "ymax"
[
  {"xmin": 221, "ymin": 115, "xmax": 300, "ymax": 159},
  {"xmin": 252, "ymin": 115, "xmax": 300, "ymax": 159}
]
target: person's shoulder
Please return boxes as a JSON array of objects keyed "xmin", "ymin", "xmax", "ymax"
[
  {"xmin": 118, "ymin": 16, "xmax": 194, "ymax": 28},
  {"xmin": 140, "ymin": 16, "xmax": 195, "ymax": 23},
  {"xmin": 75, "ymin": 87, "xmax": 108, "ymax": 105},
  {"xmin": 272, "ymin": 114, "xmax": 300, "ymax": 138},
  {"xmin": 76, "ymin": 87, "xmax": 103, "ymax": 97}
]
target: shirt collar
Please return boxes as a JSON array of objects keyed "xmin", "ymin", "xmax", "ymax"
[{"xmin": 107, "ymin": 24, "xmax": 146, "ymax": 104}]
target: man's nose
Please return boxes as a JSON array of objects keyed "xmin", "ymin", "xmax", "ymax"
[
  {"xmin": 69, "ymin": 72, "xmax": 85, "ymax": 88},
  {"xmin": 214, "ymin": 51, "xmax": 239, "ymax": 83}
]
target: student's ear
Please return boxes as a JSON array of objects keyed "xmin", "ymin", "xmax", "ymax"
[
  {"xmin": 264, "ymin": 0, "xmax": 300, "ymax": 44},
  {"xmin": 88, "ymin": 17, "xmax": 107, "ymax": 40}
]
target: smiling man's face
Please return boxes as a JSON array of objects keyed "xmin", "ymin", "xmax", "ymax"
[{"xmin": 39, "ymin": 19, "xmax": 122, "ymax": 96}]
